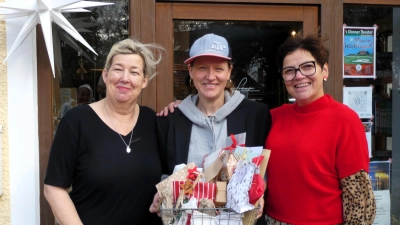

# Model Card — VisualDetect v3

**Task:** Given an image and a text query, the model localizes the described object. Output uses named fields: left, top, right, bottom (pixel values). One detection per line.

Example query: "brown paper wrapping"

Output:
left=203, top=158, right=223, bottom=182
left=159, top=189, right=174, bottom=222
left=218, top=152, right=238, bottom=182
left=215, top=181, right=227, bottom=207
left=155, top=162, right=196, bottom=212
left=242, top=149, right=271, bottom=225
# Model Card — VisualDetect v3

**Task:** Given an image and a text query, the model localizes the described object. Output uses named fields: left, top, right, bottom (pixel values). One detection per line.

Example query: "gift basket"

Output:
left=160, top=206, right=260, bottom=225
left=156, top=133, right=271, bottom=225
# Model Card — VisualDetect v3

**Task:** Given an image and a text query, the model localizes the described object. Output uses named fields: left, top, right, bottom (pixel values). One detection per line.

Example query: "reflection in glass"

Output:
left=53, top=0, right=129, bottom=120
left=173, top=20, right=302, bottom=109
left=344, top=5, right=400, bottom=220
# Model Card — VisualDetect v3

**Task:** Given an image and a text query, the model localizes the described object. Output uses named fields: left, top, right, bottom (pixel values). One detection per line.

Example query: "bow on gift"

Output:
left=186, top=166, right=199, bottom=181
left=179, top=167, right=200, bottom=195
left=252, top=155, right=265, bottom=166
left=223, top=134, right=245, bottom=153
left=175, top=167, right=205, bottom=209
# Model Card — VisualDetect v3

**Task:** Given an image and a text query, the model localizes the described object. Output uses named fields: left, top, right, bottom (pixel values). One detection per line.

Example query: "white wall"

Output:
left=6, top=16, right=39, bottom=225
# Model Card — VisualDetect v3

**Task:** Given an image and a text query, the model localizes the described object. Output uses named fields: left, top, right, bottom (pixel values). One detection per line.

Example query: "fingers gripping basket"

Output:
left=160, top=206, right=260, bottom=225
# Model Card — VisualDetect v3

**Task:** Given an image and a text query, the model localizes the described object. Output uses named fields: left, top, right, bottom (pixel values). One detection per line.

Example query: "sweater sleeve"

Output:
left=335, top=108, right=370, bottom=178
left=341, top=170, right=376, bottom=225
left=44, top=117, right=80, bottom=188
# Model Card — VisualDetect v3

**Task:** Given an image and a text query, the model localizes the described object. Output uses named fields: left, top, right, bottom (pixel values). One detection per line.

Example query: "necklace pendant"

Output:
left=126, top=146, right=131, bottom=153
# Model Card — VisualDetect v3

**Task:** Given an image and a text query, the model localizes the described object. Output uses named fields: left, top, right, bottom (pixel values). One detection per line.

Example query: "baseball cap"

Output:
left=184, top=33, right=232, bottom=64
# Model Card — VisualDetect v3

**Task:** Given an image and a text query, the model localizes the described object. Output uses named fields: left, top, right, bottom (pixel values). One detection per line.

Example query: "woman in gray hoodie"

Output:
left=150, top=34, right=271, bottom=223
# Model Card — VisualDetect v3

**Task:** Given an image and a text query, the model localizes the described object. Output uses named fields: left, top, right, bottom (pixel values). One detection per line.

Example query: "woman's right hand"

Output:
left=149, top=193, right=161, bottom=217
left=156, top=100, right=182, bottom=116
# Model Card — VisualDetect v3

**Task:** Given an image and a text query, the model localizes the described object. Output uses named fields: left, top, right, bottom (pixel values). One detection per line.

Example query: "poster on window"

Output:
left=369, top=161, right=390, bottom=191
left=343, top=26, right=376, bottom=79
left=343, top=86, right=373, bottom=119
left=369, top=161, right=391, bottom=225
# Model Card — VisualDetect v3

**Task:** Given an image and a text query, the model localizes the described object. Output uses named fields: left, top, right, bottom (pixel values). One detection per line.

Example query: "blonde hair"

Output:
left=104, top=38, right=164, bottom=80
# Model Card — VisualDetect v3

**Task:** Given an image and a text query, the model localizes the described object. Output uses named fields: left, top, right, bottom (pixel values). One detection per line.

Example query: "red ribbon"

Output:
left=186, top=213, right=192, bottom=225
left=186, top=166, right=198, bottom=181
left=252, top=155, right=265, bottom=166
left=223, top=134, right=245, bottom=152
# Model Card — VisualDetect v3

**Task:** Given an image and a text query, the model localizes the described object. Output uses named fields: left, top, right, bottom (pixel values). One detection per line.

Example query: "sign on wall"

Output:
left=343, top=26, right=377, bottom=79
left=343, top=86, right=373, bottom=119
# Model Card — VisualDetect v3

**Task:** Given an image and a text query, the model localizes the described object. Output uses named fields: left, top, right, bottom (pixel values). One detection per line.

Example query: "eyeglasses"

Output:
left=280, top=61, right=316, bottom=82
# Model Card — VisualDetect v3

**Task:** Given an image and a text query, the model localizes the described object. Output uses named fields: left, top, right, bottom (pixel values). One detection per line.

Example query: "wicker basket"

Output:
left=160, top=206, right=259, bottom=225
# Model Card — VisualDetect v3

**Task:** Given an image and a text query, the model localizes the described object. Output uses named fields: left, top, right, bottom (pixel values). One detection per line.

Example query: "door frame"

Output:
left=155, top=3, right=319, bottom=111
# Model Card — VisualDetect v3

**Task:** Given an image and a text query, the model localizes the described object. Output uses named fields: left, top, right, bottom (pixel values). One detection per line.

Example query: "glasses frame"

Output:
left=280, top=61, right=317, bottom=82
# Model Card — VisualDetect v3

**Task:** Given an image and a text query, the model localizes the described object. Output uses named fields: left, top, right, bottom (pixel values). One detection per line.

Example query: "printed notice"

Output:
left=370, top=162, right=391, bottom=224
left=372, top=190, right=391, bottom=225
left=343, top=26, right=376, bottom=79
left=343, top=86, right=373, bottom=119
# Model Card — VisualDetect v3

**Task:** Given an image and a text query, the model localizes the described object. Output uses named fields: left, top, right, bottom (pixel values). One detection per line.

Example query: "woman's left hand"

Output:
left=257, top=196, right=264, bottom=219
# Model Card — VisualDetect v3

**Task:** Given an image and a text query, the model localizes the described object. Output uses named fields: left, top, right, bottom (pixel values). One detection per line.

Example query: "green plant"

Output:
left=392, top=215, right=400, bottom=225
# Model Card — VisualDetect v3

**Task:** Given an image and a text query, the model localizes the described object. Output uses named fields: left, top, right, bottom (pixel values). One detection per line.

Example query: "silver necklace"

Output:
left=104, top=102, right=135, bottom=153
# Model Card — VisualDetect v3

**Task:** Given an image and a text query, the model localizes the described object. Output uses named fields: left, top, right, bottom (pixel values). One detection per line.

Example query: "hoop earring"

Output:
left=225, top=79, right=233, bottom=88
left=189, top=78, right=194, bottom=87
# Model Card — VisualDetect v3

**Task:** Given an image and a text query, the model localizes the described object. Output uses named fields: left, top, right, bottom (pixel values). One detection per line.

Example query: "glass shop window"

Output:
left=52, top=0, right=129, bottom=133
left=344, top=4, right=400, bottom=222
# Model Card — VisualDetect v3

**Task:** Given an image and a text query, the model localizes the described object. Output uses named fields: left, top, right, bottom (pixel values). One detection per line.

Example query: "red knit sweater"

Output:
left=265, top=94, right=370, bottom=225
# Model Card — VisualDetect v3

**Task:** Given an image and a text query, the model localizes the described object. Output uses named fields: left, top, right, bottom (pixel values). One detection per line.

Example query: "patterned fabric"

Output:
left=226, top=161, right=256, bottom=213
left=341, top=170, right=376, bottom=224
left=265, top=170, right=376, bottom=225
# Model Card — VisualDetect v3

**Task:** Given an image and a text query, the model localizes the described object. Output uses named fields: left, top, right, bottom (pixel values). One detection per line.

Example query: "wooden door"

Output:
left=155, top=3, right=319, bottom=111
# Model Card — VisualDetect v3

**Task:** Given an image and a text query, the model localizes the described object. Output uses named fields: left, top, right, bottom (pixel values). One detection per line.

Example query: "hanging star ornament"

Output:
left=0, top=0, right=113, bottom=77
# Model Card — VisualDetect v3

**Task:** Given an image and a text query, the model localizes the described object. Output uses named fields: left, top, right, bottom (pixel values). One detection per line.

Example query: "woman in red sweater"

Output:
left=264, top=33, right=376, bottom=225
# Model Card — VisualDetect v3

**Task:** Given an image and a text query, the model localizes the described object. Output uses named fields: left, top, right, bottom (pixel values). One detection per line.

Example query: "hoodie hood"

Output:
left=179, top=90, right=245, bottom=167
left=178, top=90, right=245, bottom=126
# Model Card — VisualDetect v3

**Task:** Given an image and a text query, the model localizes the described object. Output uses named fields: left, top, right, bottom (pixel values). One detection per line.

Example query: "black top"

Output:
left=45, top=104, right=162, bottom=225
left=157, top=99, right=272, bottom=174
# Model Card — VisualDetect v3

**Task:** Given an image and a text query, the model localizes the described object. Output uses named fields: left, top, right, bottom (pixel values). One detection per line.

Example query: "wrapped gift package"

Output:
left=173, top=180, right=217, bottom=203
left=215, top=181, right=227, bottom=206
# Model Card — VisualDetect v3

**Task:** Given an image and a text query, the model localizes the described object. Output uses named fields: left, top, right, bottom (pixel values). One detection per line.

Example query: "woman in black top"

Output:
left=44, top=38, right=164, bottom=225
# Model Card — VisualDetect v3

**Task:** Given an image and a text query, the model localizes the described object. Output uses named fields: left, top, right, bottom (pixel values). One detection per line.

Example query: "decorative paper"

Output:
left=226, top=161, right=256, bottom=213
left=173, top=181, right=216, bottom=203
left=242, top=149, right=271, bottom=224
left=156, top=162, right=196, bottom=194
left=219, top=152, right=238, bottom=182
left=233, top=146, right=263, bottom=161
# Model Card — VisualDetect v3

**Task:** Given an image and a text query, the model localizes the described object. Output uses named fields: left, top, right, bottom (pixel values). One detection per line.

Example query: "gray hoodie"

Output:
left=178, top=90, right=245, bottom=167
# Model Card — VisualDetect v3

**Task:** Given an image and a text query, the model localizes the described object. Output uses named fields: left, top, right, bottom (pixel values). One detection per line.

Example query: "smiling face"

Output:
left=188, top=56, right=232, bottom=103
left=283, top=49, right=328, bottom=106
left=102, top=54, right=148, bottom=104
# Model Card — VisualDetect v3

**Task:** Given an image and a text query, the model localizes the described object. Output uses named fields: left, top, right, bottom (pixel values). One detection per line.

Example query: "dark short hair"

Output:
left=277, top=33, right=329, bottom=70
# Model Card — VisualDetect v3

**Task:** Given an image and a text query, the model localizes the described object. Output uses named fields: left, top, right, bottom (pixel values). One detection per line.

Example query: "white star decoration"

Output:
left=0, top=0, right=113, bottom=77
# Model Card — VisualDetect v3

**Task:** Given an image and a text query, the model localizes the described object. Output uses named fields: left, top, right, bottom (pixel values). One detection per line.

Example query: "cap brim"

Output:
left=184, top=53, right=231, bottom=64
